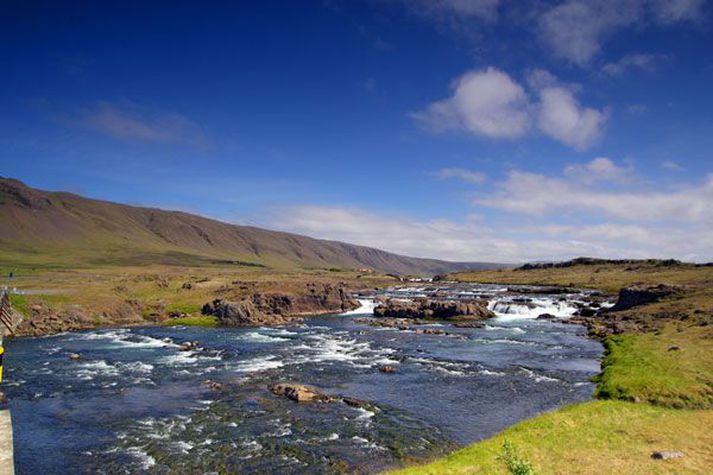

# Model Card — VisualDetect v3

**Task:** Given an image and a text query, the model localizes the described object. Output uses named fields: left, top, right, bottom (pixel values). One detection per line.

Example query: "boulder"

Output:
left=268, top=383, right=336, bottom=403
left=537, top=313, right=556, bottom=320
left=453, top=321, right=485, bottom=328
left=179, top=341, right=200, bottom=352
left=379, top=366, right=397, bottom=373
left=651, top=451, right=684, bottom=460
left=203, top=283, right=358, bottom=327
left=373, top=299, right=493, bottom=321
left=202, top=380, right=224, bottom=391
left=609, top=284, right=680, bottom=312
left=68, top=352, right=82, bottom=361
left=575, top=307, right=598, bottom=317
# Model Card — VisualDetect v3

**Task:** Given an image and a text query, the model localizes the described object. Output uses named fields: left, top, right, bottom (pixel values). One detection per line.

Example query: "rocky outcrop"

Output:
left=609, top=284, right=680, bottom=312
left=14, top=298, right=167, bottom=337
left=268, top=383, right=373, bottom=410
left=203, top=283, right=359, bottom=327
left=517, top=257, right=683, bottom=271
left=268, top=383, right=337, bottom=403
left=373, top=298, right=494, bottom=321
left=16, top=302, right=97, bottom=337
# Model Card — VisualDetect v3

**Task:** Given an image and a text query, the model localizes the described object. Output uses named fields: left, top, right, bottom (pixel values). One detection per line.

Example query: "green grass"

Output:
left=162, top=315, right=218, bottom=327
left=594, top=326, right=713, bottom=409
left=499, top=441, right=535, bottom=475
left=388, top=401, right=713, bottom=474
left=8, top=294, right=28, bottom=315
left=165, top=302, right=204, bottom=315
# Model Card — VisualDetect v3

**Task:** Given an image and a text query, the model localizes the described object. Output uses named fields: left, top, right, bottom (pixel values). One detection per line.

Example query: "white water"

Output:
left=340, top=299, right=377, bottom=315
left=488, top=297, right=578, bottom=320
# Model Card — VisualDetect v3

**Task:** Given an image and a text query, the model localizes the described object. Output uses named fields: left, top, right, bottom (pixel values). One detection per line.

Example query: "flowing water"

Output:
left=3, top=284, right=604, bottom=474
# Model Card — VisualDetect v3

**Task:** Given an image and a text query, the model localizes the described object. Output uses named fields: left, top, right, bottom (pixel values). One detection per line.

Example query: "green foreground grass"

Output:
left=594, top=325, right=713, bottom=408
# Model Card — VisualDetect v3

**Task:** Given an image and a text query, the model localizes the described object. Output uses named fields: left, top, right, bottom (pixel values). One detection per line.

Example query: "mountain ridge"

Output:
left=0, top=177, right=506, bottom=275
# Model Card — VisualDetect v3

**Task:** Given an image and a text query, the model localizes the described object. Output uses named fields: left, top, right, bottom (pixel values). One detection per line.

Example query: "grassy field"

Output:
left=390, top=262, right=713, bottom=474
left=594, top=325, right=713, bottom=409
left=450, top=261, right=713, bottom=294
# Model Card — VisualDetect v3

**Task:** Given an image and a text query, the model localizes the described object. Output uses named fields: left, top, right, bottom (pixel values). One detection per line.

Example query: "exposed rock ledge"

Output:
left=608, top=284, right=680, bottom=312
left=373, top=298, right=494, bottom=321
left=203, top=283, right=359, bottom=326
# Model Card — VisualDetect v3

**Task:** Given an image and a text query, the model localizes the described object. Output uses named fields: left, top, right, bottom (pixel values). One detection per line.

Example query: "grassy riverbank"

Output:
left=0, top=262, right=395, bottom=336
left=391, top=261, right=713, bottom=474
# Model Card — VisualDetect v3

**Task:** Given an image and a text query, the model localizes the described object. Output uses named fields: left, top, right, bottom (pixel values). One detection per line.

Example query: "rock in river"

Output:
left=203, top=283, right=359, bottom=327
left=373, top=298, right=494, bottom=321
left=269, top=383, right=337, bottom=403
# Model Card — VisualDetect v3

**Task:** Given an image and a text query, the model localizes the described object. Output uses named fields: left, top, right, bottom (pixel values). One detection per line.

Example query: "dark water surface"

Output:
left=4, top=284, right=603, bottom=474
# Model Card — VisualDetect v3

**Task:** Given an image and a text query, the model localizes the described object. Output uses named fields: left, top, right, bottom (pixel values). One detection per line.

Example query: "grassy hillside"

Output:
left=448, top=259, right=712, bottom=294
left=0, top=177, right=502, bottom=275
left=390, top=261, right=713, bottom=474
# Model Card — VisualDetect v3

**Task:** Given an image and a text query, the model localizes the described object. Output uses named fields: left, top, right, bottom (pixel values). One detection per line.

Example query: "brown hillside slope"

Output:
left=0, top=177, right=501, bottom=275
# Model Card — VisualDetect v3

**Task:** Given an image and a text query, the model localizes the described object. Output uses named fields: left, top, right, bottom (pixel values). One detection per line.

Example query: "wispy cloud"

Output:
left=438, top=167, right=487, bottom=184
left=478, top=164, right=713, bottom=223
left=399, top=0, right=501, bottom=23
left=397, top=0, right=704, bottom=68
left=414, top=67, right=607, bottom=150
left=564, top=157, right=632, bottom=183
left=263, top=156, right=713, bottom=263
left=661, top=159, right=684, bottom=170
left=602, top=53, right=668, bottom=76
left=265, top=197, right=713, bottom=263
left=536, top=0, right=704, bottom=66
left=67, top=101, right=207, bottom=146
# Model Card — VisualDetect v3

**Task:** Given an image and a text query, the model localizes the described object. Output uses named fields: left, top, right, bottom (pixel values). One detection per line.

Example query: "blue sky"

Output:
left=1, top=0, right=712, bottom=262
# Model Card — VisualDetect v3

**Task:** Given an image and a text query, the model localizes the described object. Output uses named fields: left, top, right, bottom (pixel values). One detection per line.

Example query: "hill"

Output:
left=0, top=177, right=503, bottom=275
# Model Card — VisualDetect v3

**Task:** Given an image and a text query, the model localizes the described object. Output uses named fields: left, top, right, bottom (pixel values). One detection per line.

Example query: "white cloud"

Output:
left=535, top=87, right=608, bottom=150
left=564, top=157, right=632, bottom=183
left=602, top=53, right=667, bottom=76
left=413, top=68, right=530, bottom=139
left=438, top=168, right=487, bottom=184
left=478, top=167, right=713, bottom=223
left=415, top=67, right=607, bottom=150
left=536, top=0, right=704, bottom=66
left=70, top=101, right=206, bottom=146
left=266, top=204, right=622, bottom=263
left=265, top=198, right=713, bottom=263
left=260, top=158, right=713, bottom=263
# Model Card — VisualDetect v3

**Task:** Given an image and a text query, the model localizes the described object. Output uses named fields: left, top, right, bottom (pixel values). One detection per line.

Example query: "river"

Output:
left=3, top=283, right=604, bottom=474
